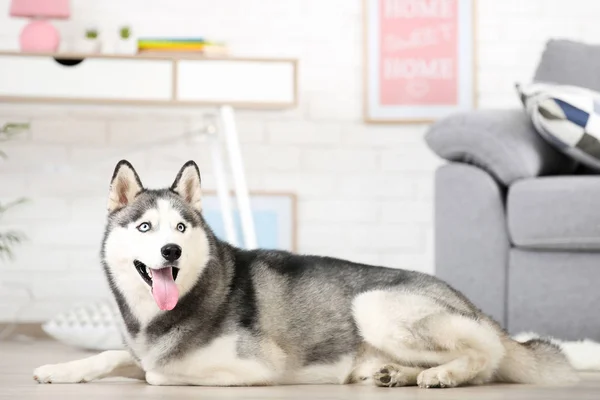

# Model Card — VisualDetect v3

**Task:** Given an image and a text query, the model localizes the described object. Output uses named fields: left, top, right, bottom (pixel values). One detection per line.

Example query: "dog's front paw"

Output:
left=417, top=367, right=457, bottom=389
left=145, top=371, right=181, bottom=386
left=33, top=363, right=89, bottom=384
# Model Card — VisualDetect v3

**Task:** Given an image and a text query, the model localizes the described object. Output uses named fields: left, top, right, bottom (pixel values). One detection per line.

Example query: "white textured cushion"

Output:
left=517, top=82, right=600, bottom=171
left=42, top=301, right=124, bottom=351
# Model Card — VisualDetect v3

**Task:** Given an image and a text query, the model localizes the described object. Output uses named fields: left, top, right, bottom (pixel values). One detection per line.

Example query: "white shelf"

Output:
left=0, top=51, right=298, bottom=109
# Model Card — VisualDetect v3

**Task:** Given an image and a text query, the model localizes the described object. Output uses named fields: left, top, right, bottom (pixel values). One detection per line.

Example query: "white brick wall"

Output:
left=0, top=0, right=597, bottom=321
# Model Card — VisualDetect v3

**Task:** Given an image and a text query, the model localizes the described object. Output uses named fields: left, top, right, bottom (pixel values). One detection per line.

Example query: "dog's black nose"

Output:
left=161, top=244, right=182, bottom=262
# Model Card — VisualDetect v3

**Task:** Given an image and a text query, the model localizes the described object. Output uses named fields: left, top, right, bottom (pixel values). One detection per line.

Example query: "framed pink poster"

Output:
left=364, top=0, right=476, bottom=123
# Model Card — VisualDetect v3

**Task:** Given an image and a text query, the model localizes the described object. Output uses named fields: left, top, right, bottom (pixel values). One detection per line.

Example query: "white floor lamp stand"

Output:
left=206, top=106, right=257, bottom=250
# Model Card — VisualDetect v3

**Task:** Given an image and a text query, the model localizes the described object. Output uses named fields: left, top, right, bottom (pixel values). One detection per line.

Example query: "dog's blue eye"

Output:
left=137, top=222, right=151, bottom=232
left=177, top=223, right=186, bottom=233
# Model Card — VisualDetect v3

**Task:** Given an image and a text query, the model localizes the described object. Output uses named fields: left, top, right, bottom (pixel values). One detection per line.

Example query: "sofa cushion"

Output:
left=534, top=39, right=600, bottom=92
left=517, top=82, right=600, bottom=171
left=508, top=177, right=600, bottom=250
left=425, top=110, right=577, bottom=186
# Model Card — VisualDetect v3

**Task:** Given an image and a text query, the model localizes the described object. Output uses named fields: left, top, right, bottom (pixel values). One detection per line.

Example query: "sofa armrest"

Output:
left=435, top=163, right=509, bottom=325
left=425, top=109, right=577, bottom=186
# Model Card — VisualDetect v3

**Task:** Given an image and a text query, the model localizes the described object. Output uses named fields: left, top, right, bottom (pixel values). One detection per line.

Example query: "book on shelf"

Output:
left=137, top=48, right=228, bottom=57
left=136, top=37, right=228, bottom=56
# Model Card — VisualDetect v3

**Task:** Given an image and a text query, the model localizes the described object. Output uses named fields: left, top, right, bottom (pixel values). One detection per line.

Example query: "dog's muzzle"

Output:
left=133, top=259, right=180, bottom=287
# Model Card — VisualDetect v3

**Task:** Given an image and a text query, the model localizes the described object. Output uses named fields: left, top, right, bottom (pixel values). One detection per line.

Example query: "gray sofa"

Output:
left=426, top=39, right=600, bottom=341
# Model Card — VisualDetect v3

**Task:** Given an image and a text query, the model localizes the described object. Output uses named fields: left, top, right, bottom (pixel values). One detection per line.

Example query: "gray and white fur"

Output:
left=33, top=160, right=578, bottom=388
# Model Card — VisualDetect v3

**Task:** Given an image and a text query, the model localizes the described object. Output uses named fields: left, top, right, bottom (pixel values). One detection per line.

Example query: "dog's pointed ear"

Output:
left=107, top=160, right=143, bottom=213
left=171, top=161, right=202, bottom=211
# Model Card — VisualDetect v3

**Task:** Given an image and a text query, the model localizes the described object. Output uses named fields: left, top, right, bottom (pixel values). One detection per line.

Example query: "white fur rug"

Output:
left=514, top=332, right=600, bottom=371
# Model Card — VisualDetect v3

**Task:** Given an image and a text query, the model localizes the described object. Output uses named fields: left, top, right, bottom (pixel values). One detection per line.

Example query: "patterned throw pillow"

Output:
left=516, top=82, right=600, bottom=171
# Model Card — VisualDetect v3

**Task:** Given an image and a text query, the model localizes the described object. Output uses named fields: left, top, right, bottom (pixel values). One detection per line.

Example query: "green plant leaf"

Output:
left=0, top=198, right=28, bottom=216
left=85, top=29, right=99, bottom=39
left=120, top=26, right=131, bottom=39
left=1, top=122, right=30, bottom=134
left=0, top=231, right=25, bottom=260
left=0, top=125, right=28, bottom=261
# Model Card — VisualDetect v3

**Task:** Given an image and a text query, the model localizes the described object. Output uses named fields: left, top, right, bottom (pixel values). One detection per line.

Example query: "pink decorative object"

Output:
left=364, top=0, right=476, bottom=122
left=10, top=0, right=70, bottom=52
left=378, top=0, right=459, bottom=106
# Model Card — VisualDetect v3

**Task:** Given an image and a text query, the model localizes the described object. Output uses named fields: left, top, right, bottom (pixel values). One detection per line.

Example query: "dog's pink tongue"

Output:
left=151, top=268, right=179, bottom=311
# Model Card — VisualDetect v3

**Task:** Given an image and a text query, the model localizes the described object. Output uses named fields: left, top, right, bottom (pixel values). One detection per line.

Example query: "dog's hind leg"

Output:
left=352, top=290, right=505, bottom=388
left=33, top=351, right=144, bottom=384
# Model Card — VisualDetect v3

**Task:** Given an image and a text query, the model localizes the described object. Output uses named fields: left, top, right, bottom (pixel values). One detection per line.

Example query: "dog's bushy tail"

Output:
left=514, top=331, right=600, bottom=371
left=494, top=336, right=578, bottom=384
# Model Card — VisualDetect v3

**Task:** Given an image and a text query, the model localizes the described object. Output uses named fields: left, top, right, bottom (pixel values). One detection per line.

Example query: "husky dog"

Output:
left=33, top=160, right=577, bottom=388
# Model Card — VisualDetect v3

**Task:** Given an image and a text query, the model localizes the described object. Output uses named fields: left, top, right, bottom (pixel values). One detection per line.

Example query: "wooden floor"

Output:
left=2, top=339, right=600, bottom=400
